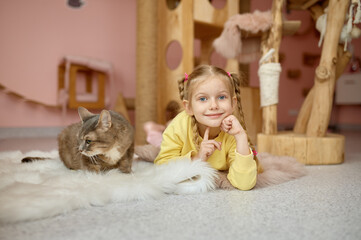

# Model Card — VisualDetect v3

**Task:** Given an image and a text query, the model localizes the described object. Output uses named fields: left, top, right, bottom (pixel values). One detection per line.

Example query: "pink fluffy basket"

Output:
left=213, top=10, right=273, bottom=59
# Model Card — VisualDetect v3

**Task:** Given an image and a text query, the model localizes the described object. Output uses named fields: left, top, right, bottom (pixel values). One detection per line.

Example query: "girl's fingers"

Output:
left=213, top=141, right=222, bottom=151
left=200, top=127, right=222, bottom=161
left=223, top=115, right=234, bottom=123
left=221, top=121, right=229, bottom=129
left=221, top=124, right=231, bottom=133
left=203, top=127, right=209, bottom=141
left=202, top=140, right=222, bottom=151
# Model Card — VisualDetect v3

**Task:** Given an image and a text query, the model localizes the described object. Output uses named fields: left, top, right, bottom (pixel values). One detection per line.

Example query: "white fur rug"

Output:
left=0, top=150, right=217, bottom=223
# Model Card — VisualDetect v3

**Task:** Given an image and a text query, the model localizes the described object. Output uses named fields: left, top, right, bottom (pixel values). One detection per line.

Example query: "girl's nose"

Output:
left=209, top=98, right=219, bottom=110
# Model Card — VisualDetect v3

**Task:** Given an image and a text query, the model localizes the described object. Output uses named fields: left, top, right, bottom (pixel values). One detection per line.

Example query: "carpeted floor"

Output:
left=0, top=130, right=360, bottom=240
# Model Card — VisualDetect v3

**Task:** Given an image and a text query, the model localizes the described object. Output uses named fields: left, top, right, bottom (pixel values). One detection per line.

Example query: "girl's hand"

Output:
left=194, top=127, right=221, bottom=162
left=221, top=115, right=250, bottom=155
left=220, top=115, right=245, bottom=136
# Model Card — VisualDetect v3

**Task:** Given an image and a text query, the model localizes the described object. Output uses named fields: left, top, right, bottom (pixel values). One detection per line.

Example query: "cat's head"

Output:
left=76, top=107, right=116, bottom=158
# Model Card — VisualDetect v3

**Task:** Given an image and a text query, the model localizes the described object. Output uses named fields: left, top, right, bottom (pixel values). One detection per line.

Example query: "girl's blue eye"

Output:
left=219, top=95, right=226, bottom=100
left=199, top=97, right=207, bottom=101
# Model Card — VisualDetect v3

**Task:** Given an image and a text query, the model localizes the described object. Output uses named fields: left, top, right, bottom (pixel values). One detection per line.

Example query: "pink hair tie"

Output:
left=227, top=72, right=231, bottom=77
left=252, top=150, right=258, bottom=156
left=184, top=73, right=188, bottom=82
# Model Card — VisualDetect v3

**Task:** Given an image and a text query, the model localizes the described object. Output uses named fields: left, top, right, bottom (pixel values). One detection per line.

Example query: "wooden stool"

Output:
left=58, top=63, right=106, bottom=109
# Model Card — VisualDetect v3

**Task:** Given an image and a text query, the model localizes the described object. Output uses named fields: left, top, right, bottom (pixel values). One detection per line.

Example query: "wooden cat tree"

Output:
left=257, top=0, right=351, bottom=164
left=135, top=0, right=350, bottom=167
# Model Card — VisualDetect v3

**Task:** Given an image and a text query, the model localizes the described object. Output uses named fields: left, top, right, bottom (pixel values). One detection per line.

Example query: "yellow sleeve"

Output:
left=227, top=149, right=257, bottom=191
left=154, top=116, right=195, bottom=165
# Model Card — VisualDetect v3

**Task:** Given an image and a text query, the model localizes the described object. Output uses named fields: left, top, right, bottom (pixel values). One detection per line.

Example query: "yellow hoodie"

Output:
left=154, top=111, right=257, bottom=190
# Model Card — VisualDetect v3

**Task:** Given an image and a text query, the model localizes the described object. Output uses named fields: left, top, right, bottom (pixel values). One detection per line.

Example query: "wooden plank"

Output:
left=193, top=0, right=238, bottom=28
left=257, top=131, right=344, bottom=165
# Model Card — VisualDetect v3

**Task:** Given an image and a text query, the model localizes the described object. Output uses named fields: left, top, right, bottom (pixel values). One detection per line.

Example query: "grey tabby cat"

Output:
left=23, top=107, right=134, bottom=173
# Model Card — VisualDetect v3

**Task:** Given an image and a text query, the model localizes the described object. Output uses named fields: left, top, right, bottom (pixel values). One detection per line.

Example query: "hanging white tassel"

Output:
left=347, top=2, right=355, bottom=33
left=354, top=0, right=361, bottom=24
left=316, top=13, right=327, bottom=47
left=344, top=2, right=355, bottom=51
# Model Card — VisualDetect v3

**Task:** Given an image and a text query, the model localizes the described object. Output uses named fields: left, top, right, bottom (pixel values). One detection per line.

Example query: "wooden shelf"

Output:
left=194, top=21, right=223, bottom=39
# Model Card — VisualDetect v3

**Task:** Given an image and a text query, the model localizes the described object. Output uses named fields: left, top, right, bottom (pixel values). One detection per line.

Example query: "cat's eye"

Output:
left=85, top=139, right=92, bottom=144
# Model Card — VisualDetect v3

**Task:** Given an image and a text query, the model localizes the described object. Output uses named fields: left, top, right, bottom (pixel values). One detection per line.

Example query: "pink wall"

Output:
left=0, top=0, right=360, bottom=129
left=0, top=0, right=136, bottom=127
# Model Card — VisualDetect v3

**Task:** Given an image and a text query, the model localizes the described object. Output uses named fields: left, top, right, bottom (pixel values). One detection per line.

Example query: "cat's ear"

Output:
left=97, top=110, right=112, bottom=132
left=78, top=107, right=94, bottom=122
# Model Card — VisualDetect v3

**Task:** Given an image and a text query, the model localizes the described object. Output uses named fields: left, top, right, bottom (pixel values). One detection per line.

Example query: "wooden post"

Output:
left=259, top=0, right=284, bottom=135
left=306, top=0, right=350, bottom=137
left=294, top=46, right=351, bottom=134
left=293, top=3, right=351, bottom=134
left=135, top=0, right=158, bottom=144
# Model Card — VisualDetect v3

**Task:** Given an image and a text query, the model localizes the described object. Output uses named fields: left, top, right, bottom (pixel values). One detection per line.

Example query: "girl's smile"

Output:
left=204, top=113, right=224, bottom=119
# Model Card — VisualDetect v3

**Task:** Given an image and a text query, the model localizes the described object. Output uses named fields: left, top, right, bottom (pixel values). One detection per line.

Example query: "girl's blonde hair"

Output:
left=178, top=65, right=263, bottom=173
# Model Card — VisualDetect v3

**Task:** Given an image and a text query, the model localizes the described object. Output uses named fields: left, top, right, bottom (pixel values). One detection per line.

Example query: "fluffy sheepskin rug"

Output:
left=0, top=150, right=216, bottom=223
left=136, top=145, right=307, bottom=190
left=256, top=152, right=307, bottom=187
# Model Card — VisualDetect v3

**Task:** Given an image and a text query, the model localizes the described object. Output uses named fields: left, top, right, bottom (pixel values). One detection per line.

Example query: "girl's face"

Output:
left=184, top=77, right=236, bottom=129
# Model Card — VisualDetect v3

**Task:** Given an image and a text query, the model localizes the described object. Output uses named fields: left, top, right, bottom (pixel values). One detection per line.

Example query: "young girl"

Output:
left=154, top=65, right=262, bottom=190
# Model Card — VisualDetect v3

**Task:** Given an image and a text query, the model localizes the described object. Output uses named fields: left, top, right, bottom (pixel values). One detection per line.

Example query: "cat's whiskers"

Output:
left=90, top=155, right=99, bottom=164
left=88, top=155, right=94, bottom=164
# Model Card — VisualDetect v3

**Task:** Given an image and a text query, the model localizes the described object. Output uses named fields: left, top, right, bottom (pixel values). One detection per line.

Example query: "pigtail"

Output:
left=178, top=77, right=186, bottom=101
left=191, top=116, right=201, bottom=151
left=178, top=74, right=202, bottom=150
left=230, top=73, right=263, bottom=173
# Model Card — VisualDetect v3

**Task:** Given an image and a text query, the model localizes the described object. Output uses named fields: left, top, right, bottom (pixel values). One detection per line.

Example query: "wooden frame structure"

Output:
left=257, top=0, right=351, bottom=164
